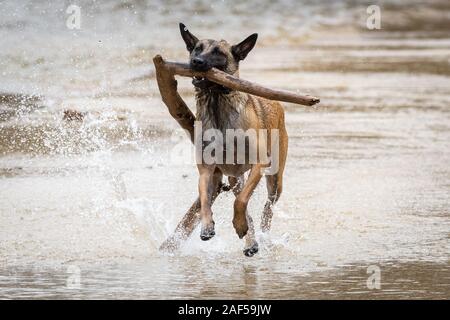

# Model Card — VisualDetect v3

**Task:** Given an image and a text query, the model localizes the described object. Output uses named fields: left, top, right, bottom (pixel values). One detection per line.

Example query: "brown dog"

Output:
left=160, top=23, right=288, bottom=256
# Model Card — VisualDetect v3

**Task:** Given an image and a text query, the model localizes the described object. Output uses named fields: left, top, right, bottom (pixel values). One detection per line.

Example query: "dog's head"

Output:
left=179, top=23, right=257, bottom=77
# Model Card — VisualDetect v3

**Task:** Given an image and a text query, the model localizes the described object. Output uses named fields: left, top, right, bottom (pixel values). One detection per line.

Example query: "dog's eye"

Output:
left=195, top=44, right=203, bottom=53
left=212, top=47, right=221, bottom=55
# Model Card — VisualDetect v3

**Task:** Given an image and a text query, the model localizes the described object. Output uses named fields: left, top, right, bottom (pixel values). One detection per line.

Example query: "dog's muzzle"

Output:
left=191, top=57, right=210, bottom=72
left=192, top=76, right=231, bottom=94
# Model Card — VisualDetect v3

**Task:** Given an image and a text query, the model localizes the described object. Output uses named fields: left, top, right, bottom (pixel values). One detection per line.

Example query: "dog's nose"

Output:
left=191, top=57, right=208, bottom=70
left=192, top=58, right=206, bottom=68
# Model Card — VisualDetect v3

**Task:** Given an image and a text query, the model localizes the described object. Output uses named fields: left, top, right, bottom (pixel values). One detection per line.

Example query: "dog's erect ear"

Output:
left=179, top=23, right=199, bottom=52
left=232, top=33, right=258, bottom=61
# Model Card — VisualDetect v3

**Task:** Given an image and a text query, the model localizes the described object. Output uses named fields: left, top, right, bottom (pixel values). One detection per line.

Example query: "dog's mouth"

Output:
left=192, top=76, right=211, bottom=86
left=192, top=76, right=231, bottom=94
left=192, top=76, right=216, bottom=89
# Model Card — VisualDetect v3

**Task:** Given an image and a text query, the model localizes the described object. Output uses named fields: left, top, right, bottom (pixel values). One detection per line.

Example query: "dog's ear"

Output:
left=232, top=33, right=258, bottom=61
left=179, top=23, right=199, bottom=52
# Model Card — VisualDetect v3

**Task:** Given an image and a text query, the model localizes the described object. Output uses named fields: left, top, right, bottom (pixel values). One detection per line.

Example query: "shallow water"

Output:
left=2, top=260, right=449, bottom=299
left=0, top=0, right=449, bottom=299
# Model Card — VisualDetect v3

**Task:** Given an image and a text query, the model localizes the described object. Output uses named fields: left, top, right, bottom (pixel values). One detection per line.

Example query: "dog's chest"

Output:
left=195, top=92, right=253, bottom=176
left=196, top=92, right=247, bottom=132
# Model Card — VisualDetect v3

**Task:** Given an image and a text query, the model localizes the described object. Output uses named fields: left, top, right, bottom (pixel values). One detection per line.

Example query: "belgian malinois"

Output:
left=161, top=23, right=288, bottom=257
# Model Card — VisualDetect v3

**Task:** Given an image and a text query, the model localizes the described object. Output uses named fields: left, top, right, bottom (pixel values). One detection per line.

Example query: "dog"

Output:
left=160, top=23, right=288, bottom=257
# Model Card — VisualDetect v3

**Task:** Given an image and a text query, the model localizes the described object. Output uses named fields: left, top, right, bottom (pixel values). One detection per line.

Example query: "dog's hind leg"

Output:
left=228, top=175, right=244, bottom=197
left=160, top=169, right=224, bottom=252
left=243, top=213, right=259, bottom=257
left=159, top=198, right=200, bottom=252
left=261, top=173, right=283, bottom=233
left=261, top=126, right=287, bottom=233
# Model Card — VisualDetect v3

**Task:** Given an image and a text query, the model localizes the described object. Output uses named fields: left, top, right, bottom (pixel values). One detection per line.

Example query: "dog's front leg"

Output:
left=160, top=168, right=224, bottom=251
left=229, top=175, right=259, bottom=257
left=233, top=164, right=263, bottom=239
left=198, top=164, right=216, bottom=240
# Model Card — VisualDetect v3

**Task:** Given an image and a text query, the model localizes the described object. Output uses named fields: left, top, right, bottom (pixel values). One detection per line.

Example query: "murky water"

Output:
left=0, top=0, right=449, bottom=299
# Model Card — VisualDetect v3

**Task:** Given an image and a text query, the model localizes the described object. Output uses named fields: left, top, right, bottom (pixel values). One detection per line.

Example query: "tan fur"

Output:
left=160, top=25, right=287, bottom=256
left=194, top=90, right=288, bottom=253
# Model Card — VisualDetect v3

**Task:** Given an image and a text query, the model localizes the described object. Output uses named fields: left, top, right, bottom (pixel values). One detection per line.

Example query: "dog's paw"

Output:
left=243, top=242, right=259, bottom=257
left=200, top=222, right=215, bottom=241
left=232, top=218, right=248, bottom=239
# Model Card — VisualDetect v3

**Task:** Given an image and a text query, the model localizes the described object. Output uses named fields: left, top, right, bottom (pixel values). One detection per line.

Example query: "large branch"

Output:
left=152, top=54, right=320, bottom=144
left=161, top=58, right=320, bottom=106
left=153, top=55, right=196, bottom=143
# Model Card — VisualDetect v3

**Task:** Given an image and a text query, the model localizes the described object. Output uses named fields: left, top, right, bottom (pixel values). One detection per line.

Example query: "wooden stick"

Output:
left=153, top=55, right=196, bottom=143
left=160, top=57, right=320, bottom=106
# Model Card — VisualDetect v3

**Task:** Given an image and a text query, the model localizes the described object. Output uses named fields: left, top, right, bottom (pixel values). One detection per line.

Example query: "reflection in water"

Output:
left=1, top=260, right=448, bottom=299
left=0, top=0, right=449, bottom=299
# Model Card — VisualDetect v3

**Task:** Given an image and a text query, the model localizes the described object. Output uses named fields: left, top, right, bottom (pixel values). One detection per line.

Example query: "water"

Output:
left=0, top=0, right=449, bottom=299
